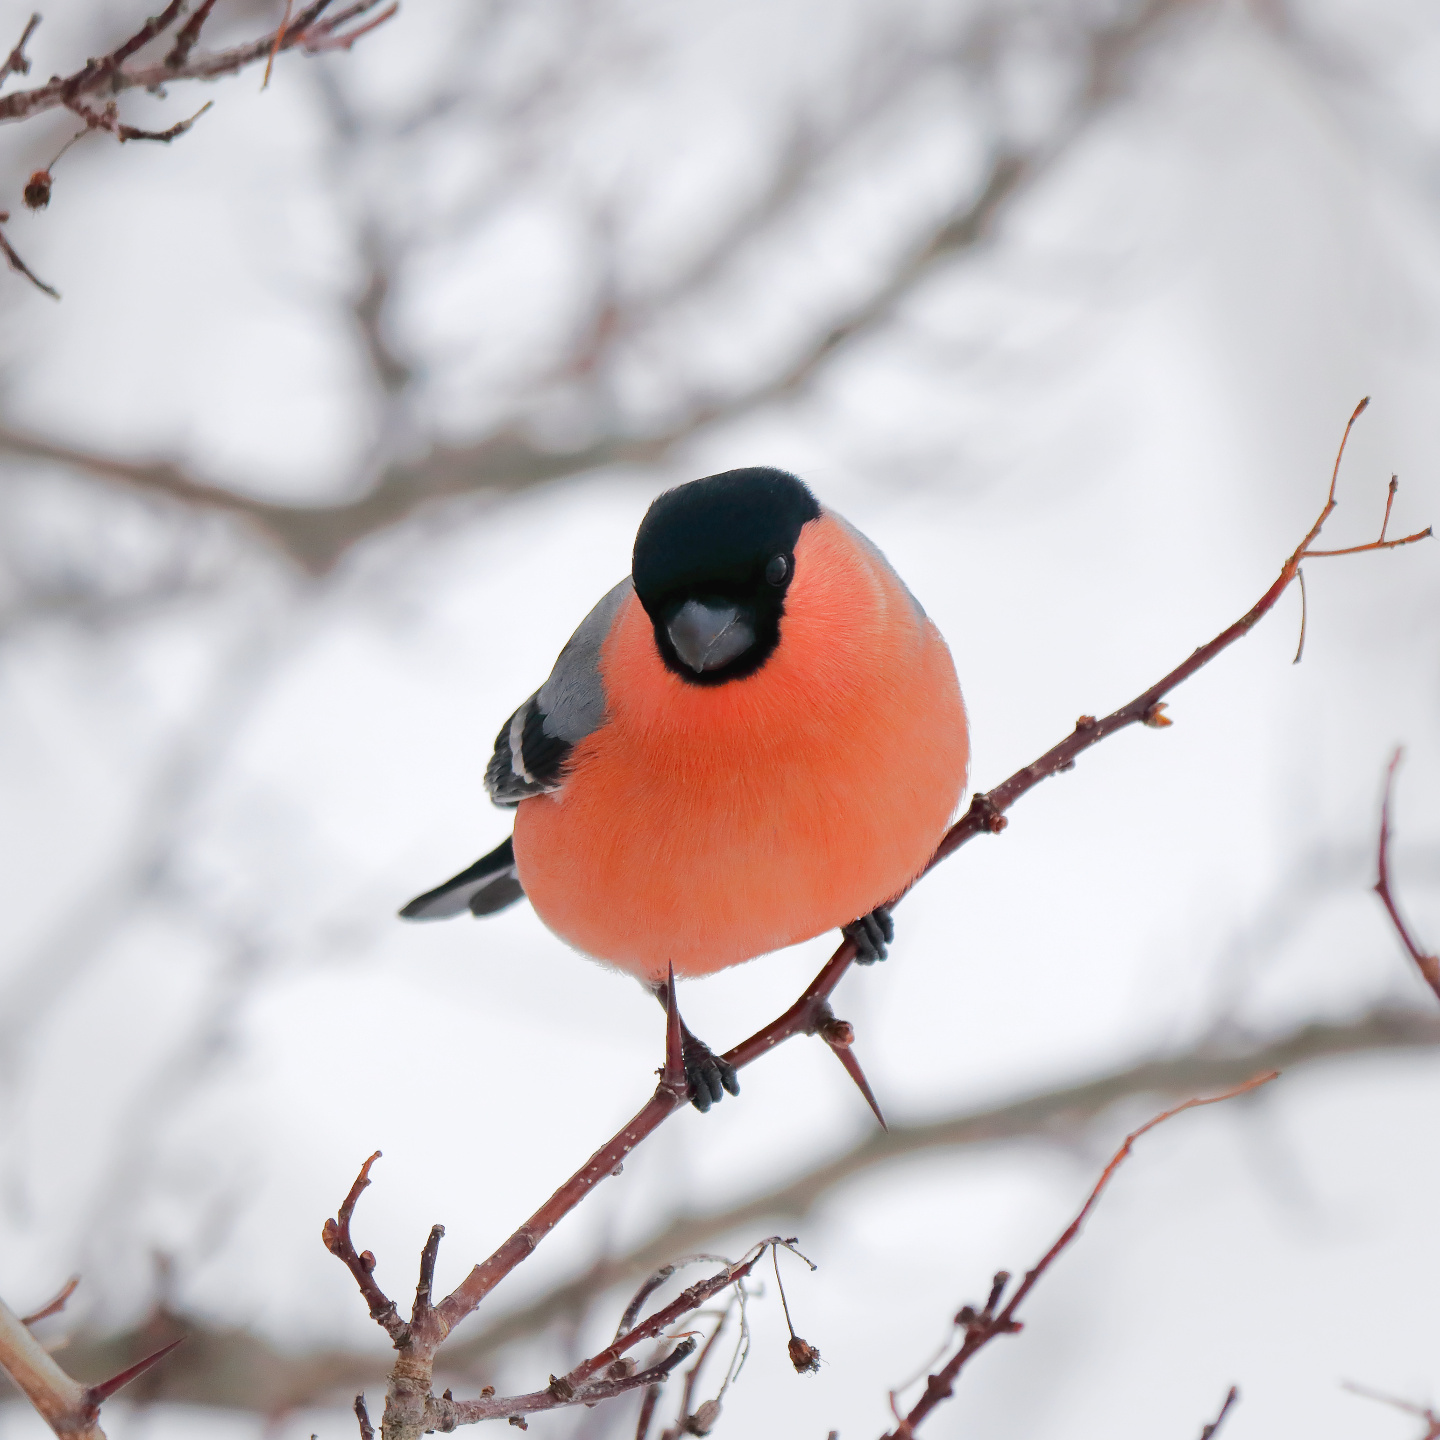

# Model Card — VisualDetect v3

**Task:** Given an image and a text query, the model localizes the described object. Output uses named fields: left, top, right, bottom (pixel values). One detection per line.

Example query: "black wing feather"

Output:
left=485, top=692, right=573, bottom=806
left=399, top=835, right=526, bottom=920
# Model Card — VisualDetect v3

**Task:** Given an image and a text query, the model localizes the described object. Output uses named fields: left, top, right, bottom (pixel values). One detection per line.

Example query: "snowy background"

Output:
left=0, top=1, right=1438, bottom=1436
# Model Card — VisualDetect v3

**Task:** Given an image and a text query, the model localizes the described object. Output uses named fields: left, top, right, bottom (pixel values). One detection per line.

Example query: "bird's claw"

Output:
left=844, top=906, right=894, bottom=964
left=683, top=1032, right=740, bottom=1112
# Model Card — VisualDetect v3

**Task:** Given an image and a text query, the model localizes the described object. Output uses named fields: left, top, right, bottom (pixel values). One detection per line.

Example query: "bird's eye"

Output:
left=765, top=554, right=789, bottom=587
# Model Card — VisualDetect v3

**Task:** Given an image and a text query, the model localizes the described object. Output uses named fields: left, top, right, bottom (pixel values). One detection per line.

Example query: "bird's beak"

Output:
left=667, top=599, right=755, bottom=673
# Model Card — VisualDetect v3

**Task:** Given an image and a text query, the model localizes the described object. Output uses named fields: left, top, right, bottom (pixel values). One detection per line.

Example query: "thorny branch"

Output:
left=0, top=0, right=1201, bottom=569
left=327, top=1186, right=793, bottom=1432
left=0, top=1284, right=182, bottom=1440
left=36, top=1003, right=1440, bottom=1414
left=0, top=1, right=395, bottom=298
left=1375, top=750, right=1440, bottom=1006
left=321, top=406, right=1428, bottom=1440
left=880, top=1074, right=1277, bottom=1438
left=0, top=2, right=397, bottom=127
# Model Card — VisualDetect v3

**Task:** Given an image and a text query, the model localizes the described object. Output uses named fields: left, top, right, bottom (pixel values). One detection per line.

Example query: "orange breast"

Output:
left=512, top=513, right=969, bottom=981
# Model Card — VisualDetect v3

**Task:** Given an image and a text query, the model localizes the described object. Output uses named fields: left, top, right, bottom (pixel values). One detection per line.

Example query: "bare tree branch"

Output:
left=31, top=1003, right=1439, bottom=1415
left=0, top=13, right=40, bottom=88
left=1199, top=1386, right=1241, bottom=1440
left=0, top=1292, right=100, bottom=1439
left=1343, top=1382, right=1440, bottom=1440
left=0, top=1290, right=182, bottom=1440
left=0, top=212, right=58, bottom=297
left=1375, top=750, right=1440, bottom=1006
left=0, top=1, right=396, bottom=127
left=880, top=1074, right=1278, bottom=1437
left=0, top=0, right=1208, bottom=570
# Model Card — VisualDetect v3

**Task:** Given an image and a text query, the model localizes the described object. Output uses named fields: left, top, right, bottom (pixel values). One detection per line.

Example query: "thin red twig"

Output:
left=165, top=0, right=220, bottom=70
left=0, top=216, right=58, bottom=298
left=881, top=1074, right=1277, bottom=1438
left=18, top=1278, right=78, bottom=1328
left=327, top=402, right=1426, bottom=1436
left=1199, top=1384, right=1239, bottom=1439
left=347, top=400, right=1428, bottom=1350
left=263, top=0, right=295, bottom=89
left=1375, top=750, right=1440, bottom=1006
left=321, top=1151, right=408, bottom=1344
left=1344, top=1382, right=1440, bottom=1440
left=0, top=0, right=394, bottom=126
left=1, top=13, right=39, bottom=86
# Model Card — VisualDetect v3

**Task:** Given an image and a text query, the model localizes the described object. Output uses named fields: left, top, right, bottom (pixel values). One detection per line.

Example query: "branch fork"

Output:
left=323, top=402, right=1427, bottom=1438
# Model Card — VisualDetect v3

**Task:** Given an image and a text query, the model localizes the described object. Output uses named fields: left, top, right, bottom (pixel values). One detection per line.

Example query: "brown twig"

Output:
left=330, top=406, right=1424, bottom=1438
left=1343, top=1382, right=1440, bottom=1440
left=1375, top=751, right=1440, bottom=1006
left=1199, top=1385, right=1240, bottom=1439
left=1, top=13, right=39, bottom=87
left=320, top=1151, right=408, bottom=1344
left=0, top=214, right=58, bottom=298
left=0, top=0, right=1198, bottom=572
left=634, top=1383, right=662, bottom=1440
left=263, top=0, right=296, bottom=89
left=65, top=95, right=214, bottom=144
left=393, top=409, right=1415, bottom=1340
left=19, top=1277, right=79, bottom=1328
left=0, top=1, right=395, bottom=127
left=881, top=1074, right=1278, bottom=1437
left=0, top=1289, right=184, bottom=1440
left=164, top=0, right=219, bottom=70
left=41, top=1005, right=1438, bottom=1414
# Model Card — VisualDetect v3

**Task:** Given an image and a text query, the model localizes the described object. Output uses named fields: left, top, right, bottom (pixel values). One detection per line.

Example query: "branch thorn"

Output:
left=85, top=1336, right=185, bottom=1407
left=661, top=963, right=686, bottom=1098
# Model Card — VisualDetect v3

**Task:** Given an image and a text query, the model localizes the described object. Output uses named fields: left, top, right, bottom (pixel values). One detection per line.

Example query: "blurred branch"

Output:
left=0, top=1292, right=98, bottom=1439
left=1199, top=1386, right=1240, bottom=1440
left=34, top=1002, right=1440, bottom=1415
left=321, top=404, right=1424, bottom=1439
left=0, top=2, right=397, bottom=127
left=0, top=1288, right=181, bottom=1440
left=881, top=1074, right=1277, bottom=1437
left=0, top=0, right=1204, bottom=570
left=1343, top=1382, right=1440, bottom=1440
left=0, top=211, right=58, bottom=297
left=329, top=1176, right=795, bottom=1434
left=1375, top=750, right=1440, bottom=1006
left=441, top=1003, right=1439, bottom=1378
left=0, top=14, right=40, bottom=87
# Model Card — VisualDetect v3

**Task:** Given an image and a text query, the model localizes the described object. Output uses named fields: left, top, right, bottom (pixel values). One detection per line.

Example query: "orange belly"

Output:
left=512, top=515, right=969, bottom=981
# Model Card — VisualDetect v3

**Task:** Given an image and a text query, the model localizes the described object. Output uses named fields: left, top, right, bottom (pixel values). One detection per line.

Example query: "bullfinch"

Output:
left=402, top=467, right=969, bottom=1108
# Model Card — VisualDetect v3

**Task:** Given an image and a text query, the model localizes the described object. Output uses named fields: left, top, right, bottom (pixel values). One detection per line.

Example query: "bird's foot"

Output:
left=844, top=906, right=894, bottom=964
left=681, top=1029, right=740, bottom=1113
left=652, top=979, right=740, bottom=1112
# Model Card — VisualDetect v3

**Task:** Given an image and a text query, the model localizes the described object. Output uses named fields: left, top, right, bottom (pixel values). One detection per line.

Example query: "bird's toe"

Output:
left=682, top=1035, right=740, bottom=1112
left=845, top=906, right=894, bottom=964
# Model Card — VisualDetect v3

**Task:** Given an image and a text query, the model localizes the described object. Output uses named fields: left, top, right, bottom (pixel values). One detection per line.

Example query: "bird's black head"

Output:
left=632, top=466, right=820, bottom=685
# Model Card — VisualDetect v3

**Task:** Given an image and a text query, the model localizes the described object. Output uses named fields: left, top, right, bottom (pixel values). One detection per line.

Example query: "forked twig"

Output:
left=881, top=1074, right=1278, bottom=1437
left=329, top=403, right=1427, bottom=1438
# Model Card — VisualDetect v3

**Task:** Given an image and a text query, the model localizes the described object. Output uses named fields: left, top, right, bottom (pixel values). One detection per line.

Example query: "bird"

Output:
left=401, top=466, right=969, bottom=1110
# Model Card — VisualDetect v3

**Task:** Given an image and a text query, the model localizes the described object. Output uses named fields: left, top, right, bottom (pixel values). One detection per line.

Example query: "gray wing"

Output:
left=485, top=578, right=631, bottom=806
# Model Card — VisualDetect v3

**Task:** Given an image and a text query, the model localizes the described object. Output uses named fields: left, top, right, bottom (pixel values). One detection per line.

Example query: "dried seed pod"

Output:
left=787, top=1335, right=821, bottom=1373
left=688, top=1398, right=722, bottom=1433
left=23, top=171, right=51, bottom=210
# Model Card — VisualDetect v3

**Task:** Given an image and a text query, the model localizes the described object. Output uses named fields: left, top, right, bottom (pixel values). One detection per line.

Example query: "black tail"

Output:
left=399, top=835, right=526, bottom=920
